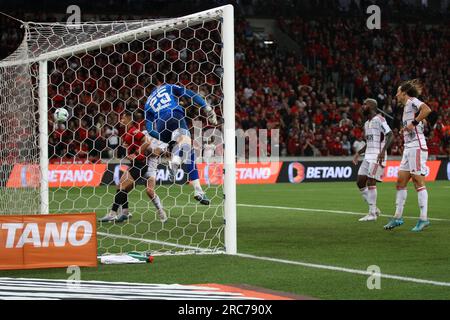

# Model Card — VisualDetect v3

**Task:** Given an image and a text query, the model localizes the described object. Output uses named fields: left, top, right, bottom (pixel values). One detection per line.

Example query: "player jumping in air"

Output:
left=144, top=75, right=217, bottom=205
left=353, top=98, right=393, bottom=221
left=384, top=79, right=432, bottom=232
left=99, top=110, right=168, bottom=223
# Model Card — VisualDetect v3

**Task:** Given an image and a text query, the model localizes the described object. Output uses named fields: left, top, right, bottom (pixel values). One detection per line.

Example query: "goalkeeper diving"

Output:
left=144, top=75, right=217, bottom=205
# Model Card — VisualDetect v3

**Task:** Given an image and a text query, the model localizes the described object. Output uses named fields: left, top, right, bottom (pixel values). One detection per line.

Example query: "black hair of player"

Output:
left=152, top=72, right=165, bottom=85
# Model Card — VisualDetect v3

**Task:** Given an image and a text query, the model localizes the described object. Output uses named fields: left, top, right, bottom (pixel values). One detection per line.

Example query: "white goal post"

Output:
left=0, top=5, right=236, bottom=255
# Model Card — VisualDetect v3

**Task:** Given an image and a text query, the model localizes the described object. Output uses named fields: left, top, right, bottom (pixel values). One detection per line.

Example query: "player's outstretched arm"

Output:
left=172, top=85, right=217, bottom=125
left=145, top=119, right=160, bottom=139
left=172, top=85, right=207, bottom=107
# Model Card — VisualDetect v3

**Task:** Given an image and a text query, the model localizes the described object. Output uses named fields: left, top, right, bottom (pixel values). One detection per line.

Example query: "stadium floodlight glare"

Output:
left=0, top=5, right=237, bottom=256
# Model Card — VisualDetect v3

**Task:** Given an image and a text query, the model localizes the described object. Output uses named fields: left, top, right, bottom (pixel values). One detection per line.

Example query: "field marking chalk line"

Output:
left=235, top=253, right=450, bottom=288
left=237, top=203, right=450, bottom=222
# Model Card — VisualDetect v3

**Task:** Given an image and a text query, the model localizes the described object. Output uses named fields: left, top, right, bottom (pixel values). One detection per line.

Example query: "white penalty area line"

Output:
left=237, top=204, right=450, bottom=222
left=235, top=253, right=450, bottom=288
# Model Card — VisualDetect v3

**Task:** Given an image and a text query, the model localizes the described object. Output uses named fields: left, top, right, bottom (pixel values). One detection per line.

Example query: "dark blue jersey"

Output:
left=144, top=84, right=208, bottom=138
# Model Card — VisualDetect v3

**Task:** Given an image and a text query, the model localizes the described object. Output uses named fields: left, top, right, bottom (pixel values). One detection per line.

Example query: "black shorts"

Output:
left=128, top=160, right=148, bottom=181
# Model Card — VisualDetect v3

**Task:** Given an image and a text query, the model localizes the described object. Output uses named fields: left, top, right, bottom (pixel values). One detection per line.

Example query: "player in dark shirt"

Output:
left=99, top=110, right=167, bottom=223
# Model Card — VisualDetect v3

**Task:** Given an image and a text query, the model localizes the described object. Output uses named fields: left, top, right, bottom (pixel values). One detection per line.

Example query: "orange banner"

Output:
left=6, top=164, right=107, bottom=188
left=383, top=160, right=441, bottom=182
left=0, top=213, right=97, bottom=270
left=197, top=162, right=282, bottom=185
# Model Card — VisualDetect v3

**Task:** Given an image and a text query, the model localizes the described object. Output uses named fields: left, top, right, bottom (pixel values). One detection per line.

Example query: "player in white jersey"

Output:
left=353, top=98, right=393, bottom=221
left=384, top=79, right=432, bottom=232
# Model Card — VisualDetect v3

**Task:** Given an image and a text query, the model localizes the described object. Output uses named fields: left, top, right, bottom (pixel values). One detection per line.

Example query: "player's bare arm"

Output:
left=352, top=144, right=366, bottom=165
left=377, top=131, right=394, bottom=164
left=405, top=103, right=432, bottom=131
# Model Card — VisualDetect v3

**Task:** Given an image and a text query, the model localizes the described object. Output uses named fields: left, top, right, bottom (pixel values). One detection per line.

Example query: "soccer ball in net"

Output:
left=54, top=108, right=69, bottom=122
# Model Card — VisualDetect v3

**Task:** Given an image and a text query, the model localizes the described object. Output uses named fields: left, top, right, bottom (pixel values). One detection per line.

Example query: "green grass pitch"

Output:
left=1, top=181, right=449, bottom=299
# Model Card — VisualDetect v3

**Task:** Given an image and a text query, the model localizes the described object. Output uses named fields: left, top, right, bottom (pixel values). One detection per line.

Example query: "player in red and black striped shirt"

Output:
left=99, top=110, right=167, bottom=223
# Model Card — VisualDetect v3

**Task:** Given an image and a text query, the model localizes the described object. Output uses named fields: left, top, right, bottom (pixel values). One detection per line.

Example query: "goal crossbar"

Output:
left=0, top=6, right=226, bottom=68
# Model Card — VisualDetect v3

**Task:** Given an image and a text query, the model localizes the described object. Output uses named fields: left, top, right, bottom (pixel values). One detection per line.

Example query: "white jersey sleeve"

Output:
left=410, top=98, right=422, bottom=113
left=379, top=117, right=392, bottom=134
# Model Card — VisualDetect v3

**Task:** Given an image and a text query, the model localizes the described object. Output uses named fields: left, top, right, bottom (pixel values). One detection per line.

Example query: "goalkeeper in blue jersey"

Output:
left=144, top=75, right=217, bottom=205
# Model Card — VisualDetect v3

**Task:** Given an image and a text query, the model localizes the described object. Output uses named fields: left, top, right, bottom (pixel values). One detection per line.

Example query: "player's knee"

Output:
left=120, top=182, right=133, bottom=192
left=178, top=134, right=191, bottom=146
left=411, top=175, right=425, bottom=188
left=356, top=177, right=366, bottom=189
left=396, top=180, right=407, bottom=189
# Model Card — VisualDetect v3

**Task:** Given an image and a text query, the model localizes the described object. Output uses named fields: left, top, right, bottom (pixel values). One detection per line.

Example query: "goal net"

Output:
left=0, top=5, right=236, bottom=256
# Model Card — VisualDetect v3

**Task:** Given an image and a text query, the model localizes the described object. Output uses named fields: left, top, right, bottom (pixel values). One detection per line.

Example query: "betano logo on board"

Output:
left=383, top=160, right=441, bottom=182
left=6, top=164, right=107, bottom=188
left=0, top=213, right=97, bottom=270
left=1, top=220, right=93, bottom=249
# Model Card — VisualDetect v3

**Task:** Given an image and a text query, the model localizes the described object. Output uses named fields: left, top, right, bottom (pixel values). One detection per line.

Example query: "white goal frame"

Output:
left=0, top=5, right=237, bottom=255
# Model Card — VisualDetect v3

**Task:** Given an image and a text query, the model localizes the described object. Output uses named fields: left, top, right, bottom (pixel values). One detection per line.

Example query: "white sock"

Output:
left=151, top=195, right=163, bottom=211
left=173, top=142, right=191, bottom=163
left=367, top=186, right=377, bottom=215
left=122, top=208, right=129, bottom=216
left=417, top=187, right=428, bottom=221
left=360, top=187, right=369, bottom=204
left=171, top=155, right=182, bottom=166
left=192, top=179, right=203, bottom=195
left=394, top=187, right=407, bottom=219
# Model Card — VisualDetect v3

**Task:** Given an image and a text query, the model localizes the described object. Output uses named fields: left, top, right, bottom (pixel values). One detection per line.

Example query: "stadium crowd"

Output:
left=0, top=0, right=448, bottom=162
left=235, top=15, right=449, bottom=157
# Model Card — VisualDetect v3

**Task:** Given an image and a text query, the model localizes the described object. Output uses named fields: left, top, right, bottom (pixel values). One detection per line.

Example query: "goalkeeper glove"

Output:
left=204, top=105, right=218, bottom=126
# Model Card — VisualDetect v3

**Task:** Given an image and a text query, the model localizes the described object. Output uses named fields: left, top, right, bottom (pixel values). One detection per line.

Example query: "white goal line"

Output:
left=97, top=232, right=223, bottom=255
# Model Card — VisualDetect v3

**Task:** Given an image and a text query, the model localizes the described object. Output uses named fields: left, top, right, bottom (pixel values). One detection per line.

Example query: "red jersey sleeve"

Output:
left=133, top=130, right=145, bottom=143
left=125, top=127, right=146, bottom=162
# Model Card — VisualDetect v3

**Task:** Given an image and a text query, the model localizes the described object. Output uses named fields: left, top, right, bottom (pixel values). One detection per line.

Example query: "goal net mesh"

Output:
left=0, top=9, right=227, bottom=256
left=0, top=39, right=40, bottom=215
